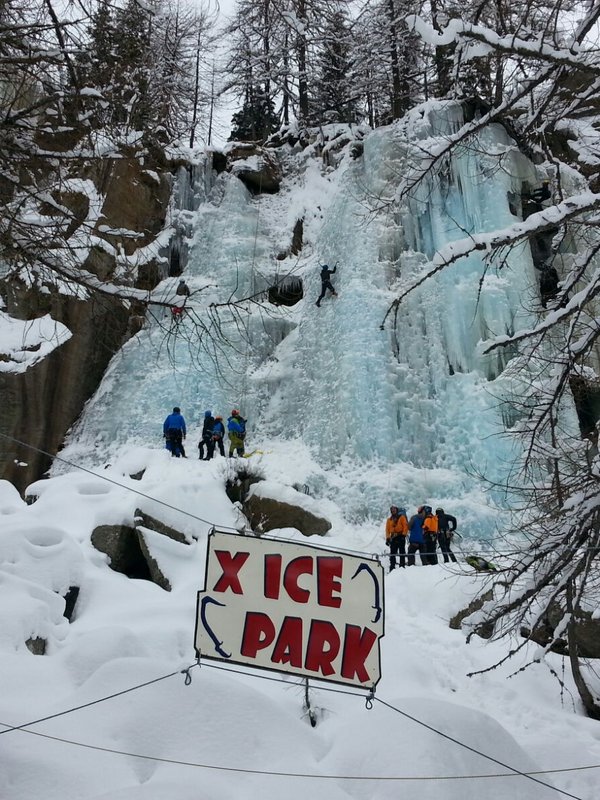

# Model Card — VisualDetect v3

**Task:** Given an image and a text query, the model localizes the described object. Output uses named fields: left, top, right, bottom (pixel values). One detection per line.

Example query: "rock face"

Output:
left=0, top=149, right=173, bottom=492
left=226, top=144, right=282, bottom=193
left=1, top=288, right=131, bottom=493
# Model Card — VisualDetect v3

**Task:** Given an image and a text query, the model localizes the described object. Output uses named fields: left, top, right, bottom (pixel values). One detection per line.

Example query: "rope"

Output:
left=238, top=164, right=264, bottom=414
left=375, top=697, right=584, bottom=799
left=1, top=722, right=595, bottom=785
left=0, top=662, right=200, bottom=735
left=1, top=664, right=595, bottom=789
left=0, top=432, right=239, bottom=532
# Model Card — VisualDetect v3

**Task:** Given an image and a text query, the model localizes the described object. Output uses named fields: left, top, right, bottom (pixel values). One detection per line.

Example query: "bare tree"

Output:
left=377, top=3, right=600, bottom=716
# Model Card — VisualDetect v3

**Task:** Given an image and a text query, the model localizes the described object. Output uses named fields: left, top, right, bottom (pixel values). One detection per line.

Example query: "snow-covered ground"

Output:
left=1, top=446, right=599, bottom=800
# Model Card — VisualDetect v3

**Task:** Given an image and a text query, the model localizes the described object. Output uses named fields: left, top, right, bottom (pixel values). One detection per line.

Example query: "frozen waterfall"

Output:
left=61, top=104, right=543, bottom=534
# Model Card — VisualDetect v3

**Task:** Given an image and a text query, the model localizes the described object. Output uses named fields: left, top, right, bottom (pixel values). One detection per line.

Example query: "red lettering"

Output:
left=240, top=612, right=275, bottom=658
left=264, top=554, right=282, bottom=600
left=317, top=557, right=342, bottom=608
left=212, top=550, right=249, bottom=595
left=305, top=620, right=340, bottom=676
left=283, top=556, right=313, bottom=603
left=271, top=616, right=303, bottom=667
left=341, top=625, right=377, bottom=683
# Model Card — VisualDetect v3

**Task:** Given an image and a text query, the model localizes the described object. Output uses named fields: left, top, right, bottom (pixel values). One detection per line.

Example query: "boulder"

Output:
left=26, top=636, right=47, bottom=655
left=522, top=603, right=600, bottom=658
left=134, top=508, right=190, bottom=543
left=136, top=531, right=171, bottom=592
left=243, top=481, right=331, bottom=536
left=91, top=524, right=153, bottom=582
left=449, top=589, right=494, bottom=639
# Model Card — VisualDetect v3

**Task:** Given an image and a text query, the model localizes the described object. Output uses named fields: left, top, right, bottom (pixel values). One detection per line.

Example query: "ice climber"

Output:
left=385, top=506, right=408, bottom=570
left=407, top=506, right=427, bottom=566
left=422, top=506, right=439, bottom=565
left=227, top=409, right=247, bottom=457
left=522, top=179, right=551, bottom=216
left=529, top=179, right=552, bottom=208
left=436, top=508, right=458, bottom=563
left=163, top=406, right=187, bottom=457
left=176, top=279, right=191, bottom=297
left=315, top=264, right=337, bottom=307
left=539, top=262, right=560, bottom=308
left=212, top=416, right=226, bottom=457
left=199, top=410, right=214, bottom=460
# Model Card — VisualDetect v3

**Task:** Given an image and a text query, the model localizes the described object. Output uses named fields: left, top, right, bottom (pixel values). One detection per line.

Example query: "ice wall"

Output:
left=266, top=106, right=539, bottom=481
left=62, top=104, right=542, bottom=529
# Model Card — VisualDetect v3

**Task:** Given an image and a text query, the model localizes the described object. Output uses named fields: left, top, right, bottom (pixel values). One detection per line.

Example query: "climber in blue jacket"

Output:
left=407, top=506, right=427, bottom=566
left=163, top=406, right=187, bottom=457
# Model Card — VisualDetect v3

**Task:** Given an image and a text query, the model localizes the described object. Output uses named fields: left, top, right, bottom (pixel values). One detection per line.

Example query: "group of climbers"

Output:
left=198, top=410, right=225, bottom=460
left=385, top=505, right=458, bottom=569
left=162, top=406, right=248, bottom=459
left=199, top=409, right=247, bottom=459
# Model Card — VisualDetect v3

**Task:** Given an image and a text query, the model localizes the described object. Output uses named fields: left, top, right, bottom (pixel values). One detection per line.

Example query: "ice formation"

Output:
left=60, top=104, right=543, bottom=534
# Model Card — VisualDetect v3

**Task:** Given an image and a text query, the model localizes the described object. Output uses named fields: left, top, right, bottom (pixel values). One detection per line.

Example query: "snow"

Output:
left=2, top=449, right=599, bottom=798
left=0, top=311, right=72, bottom=373
left=3, top=113, right=600, bottom=798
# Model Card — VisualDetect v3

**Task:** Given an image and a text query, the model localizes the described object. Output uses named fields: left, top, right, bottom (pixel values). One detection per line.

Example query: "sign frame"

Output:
left=194, top=530, right=385, bottom=690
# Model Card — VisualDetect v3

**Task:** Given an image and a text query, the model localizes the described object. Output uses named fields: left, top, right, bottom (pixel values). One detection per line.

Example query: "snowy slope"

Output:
left=1, top=447, right=599, bottom=800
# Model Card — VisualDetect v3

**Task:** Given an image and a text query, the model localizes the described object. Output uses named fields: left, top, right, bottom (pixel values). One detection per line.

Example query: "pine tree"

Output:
left=230, top=87, right=279, bottom=141
left=309, top=7, right=358, bottom=124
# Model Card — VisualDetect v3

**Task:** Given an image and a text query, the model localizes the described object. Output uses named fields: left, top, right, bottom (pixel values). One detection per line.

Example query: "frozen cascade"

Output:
left=62, top=105, right=543, bottom=533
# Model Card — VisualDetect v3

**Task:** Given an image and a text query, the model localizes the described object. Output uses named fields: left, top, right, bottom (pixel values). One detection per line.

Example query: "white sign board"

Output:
left=195, top=531, right=384, bottom=688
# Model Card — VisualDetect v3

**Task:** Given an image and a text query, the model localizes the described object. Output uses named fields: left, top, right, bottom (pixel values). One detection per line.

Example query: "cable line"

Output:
left=0, top=431, right=239, bottom=532
left=375, top=697, right=584, bottom=800
left=0, top=656, right=596, bottom=789
left=0, top=431, right=389, bottom=561
left=2, top=714, right=598, bottom=784
left=0, top=663, right=199, bottom=735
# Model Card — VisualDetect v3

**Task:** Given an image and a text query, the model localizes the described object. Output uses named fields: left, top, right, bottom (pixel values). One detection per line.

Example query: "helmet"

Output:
left=424, top=505, right=432, bottom=514
left=436, top=508, right=443, bottom=514
left=231, top=409, right=239, bottom=416
left=398, top=507, right=406, bottom=514
left=205, top=410, right=212, bottom=417
left=173, top=406, right=181, bottom=413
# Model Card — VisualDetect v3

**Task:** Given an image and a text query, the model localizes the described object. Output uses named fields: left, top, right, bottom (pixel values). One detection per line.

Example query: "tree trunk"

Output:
left=566, top=579, right=600, bottom=720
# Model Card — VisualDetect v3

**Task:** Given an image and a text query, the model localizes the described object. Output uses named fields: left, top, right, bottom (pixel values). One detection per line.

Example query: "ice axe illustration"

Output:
left=200, top=595, right=231, bottom=658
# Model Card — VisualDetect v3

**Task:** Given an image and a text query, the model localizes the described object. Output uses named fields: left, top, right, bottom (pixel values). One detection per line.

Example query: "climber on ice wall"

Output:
left=315, top=264, right=338, bottom=307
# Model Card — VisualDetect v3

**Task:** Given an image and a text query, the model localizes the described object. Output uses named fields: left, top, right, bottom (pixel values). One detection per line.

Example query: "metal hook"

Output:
left=181, top=667, right=192, bottom=686
left=365, top=688, right=375, bottom=710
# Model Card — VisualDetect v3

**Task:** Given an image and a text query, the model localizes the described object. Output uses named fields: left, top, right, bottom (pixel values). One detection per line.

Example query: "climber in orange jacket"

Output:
left=386, top=506, right=409, bottom=570
left=422, top=506, right=439, bottom=565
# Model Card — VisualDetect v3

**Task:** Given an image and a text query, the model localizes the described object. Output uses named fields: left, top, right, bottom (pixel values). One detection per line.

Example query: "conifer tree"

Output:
left=309, top=7, right=358, bottom=124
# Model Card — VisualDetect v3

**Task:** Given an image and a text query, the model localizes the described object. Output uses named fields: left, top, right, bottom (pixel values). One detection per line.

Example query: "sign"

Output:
left=195, top=531, right=384, bottom=688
